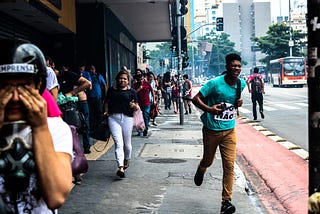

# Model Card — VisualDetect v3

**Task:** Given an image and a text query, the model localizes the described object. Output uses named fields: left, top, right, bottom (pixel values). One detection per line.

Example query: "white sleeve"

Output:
left=46, top=67, right=59, bottom=91
left=47, top=117, right=74, bottom=160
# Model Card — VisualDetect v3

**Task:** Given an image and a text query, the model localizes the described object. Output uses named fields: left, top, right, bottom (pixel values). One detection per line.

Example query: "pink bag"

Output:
left=133, top=108, right=145, bottom=132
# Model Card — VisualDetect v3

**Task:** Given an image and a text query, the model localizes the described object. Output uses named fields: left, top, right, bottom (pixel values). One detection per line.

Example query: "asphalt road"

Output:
left=239, top=83, right=308, bottom=151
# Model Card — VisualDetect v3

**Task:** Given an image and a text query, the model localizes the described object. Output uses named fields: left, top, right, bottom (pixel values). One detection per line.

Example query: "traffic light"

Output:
left=171, top=26, right=187, bottom=53
left=171, top=26, right=187, bottom=40
left=180, top=0, right=188, bottom=15
left=182, top=56, right=189, bottom=69
left=181, top=38, right=187, bottom=54
left=159, top=59, right=165, bottom=67
left=216, top=17, right=224, bottom=31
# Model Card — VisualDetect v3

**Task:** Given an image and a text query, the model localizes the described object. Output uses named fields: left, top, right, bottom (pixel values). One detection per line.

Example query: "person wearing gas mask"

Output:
left=0, top=39, right=73, bottom=213
left=192, top=53, right=245, bottom=214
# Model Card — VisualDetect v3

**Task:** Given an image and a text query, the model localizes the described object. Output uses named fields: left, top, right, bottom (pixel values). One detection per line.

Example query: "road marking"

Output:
left=240, top=103, right=303, bottom=113
left=273, top=103, right=300, bottom=109
left=295, top=103, right=308, bottom=107
left=240, top=117, right=309, bottom=161
left=239, top=105, right=277, bottom=113
left=263, top=106, right=277, bottom=111
left=239, top=107, right=251, bottom=113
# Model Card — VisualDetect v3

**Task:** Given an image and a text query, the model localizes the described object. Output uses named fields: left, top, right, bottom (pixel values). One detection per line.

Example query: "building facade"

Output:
left=223, top=0, right=271, bottom=74
left=0, top=1, right=174, bottom=85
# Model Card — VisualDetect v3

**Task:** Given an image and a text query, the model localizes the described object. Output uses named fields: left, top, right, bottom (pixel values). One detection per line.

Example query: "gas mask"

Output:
left=0, top=121, right=35, bottom=193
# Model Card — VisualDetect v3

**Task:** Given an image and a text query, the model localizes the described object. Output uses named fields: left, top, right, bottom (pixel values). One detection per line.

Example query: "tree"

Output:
left=146, top=42, right=172, bottom=74
left=198, top=32, right=241, bottom=77
left=252, top=23, right=307, bottom=66
left=145, top=42, right=195, bottom=75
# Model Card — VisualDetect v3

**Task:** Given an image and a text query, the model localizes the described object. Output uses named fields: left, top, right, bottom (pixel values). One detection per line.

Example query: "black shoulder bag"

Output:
left=235, top=78, right=241, bottom=116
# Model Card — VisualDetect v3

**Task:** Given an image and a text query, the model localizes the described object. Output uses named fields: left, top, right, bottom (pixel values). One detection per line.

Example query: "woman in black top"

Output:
left=105, top=70, right=139, bottom=178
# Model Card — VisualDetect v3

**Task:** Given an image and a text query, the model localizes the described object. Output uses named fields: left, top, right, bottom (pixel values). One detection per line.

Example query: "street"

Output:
left=239, top=83, right=308, bottom=151
left=59, top=88, right=308, bottom=213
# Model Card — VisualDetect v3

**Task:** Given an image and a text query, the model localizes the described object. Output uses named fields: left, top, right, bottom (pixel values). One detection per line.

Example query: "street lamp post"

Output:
left=289, top=0, right=293, bottom=56
left=191, top=41, right=195, bottom=80
left=186, top=22, right=215, bottom=79
left=176, top=0, right=184, bottom=125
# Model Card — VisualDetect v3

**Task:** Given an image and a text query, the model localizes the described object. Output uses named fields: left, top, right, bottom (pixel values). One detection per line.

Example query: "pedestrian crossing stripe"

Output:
left=263, top=106, right=277, bottom=111
left=273, top=103, right=300, bottom=109
left=295, top=103, right=308, bottom=107
left=238, top=107, right=251, bottom=113
left=239, top=102, right=307, bottom=113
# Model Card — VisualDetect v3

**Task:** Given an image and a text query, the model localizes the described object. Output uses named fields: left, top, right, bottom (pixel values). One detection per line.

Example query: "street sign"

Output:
left=251, top=46, right=261, bottom=52
left=289, top=40, right=294, bottom=47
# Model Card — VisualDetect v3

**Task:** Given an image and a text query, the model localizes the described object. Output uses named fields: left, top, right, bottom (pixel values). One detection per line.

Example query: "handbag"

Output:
left=133, top=107, right=145, bottom=132
left=70, top=125, right=89, bottom=176
left=59, top=101, right=84, bottom=130
left=90, top=115, right=110, bottom=141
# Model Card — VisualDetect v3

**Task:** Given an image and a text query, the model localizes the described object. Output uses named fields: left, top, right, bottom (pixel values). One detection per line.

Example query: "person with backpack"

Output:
left=182, top=74, right=193, bottom=115
left=246, top=67, right=265, bottom=120
left=192, top=53, right=246, bottom=214
left=86, top=65, right=108, bottom=136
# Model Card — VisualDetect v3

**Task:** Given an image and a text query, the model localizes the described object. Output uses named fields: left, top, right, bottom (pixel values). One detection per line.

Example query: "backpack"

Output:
left=251, top=75, right=262, bottom=93
left=182, top=79, right=191, bottom=96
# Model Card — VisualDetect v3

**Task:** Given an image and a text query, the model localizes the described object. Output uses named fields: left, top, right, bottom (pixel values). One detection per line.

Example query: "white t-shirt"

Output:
left=0, top=117, right=73, bottom=213
left=46, top=67, right=59, bottom=91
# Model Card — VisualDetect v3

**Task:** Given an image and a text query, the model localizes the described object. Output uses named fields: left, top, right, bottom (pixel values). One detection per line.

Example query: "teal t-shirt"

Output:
left=199, top=75, right=246, bottom=131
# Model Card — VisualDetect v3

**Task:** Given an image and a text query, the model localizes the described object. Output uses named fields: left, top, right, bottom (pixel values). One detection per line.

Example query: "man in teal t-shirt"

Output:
left=192, top=53, right=245, bottom=214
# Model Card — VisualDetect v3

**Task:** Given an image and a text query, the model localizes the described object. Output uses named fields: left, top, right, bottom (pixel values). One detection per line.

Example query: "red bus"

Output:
left=269, top=56, right=307, bottom=87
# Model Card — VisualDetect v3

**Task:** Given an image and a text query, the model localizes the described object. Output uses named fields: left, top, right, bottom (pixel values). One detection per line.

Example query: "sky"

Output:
left=270, top=0, right=306, bottom=21
left=144, top=0, right=307, bottom=50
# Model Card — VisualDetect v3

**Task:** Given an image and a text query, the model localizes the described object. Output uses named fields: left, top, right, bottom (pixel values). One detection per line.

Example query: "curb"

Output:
left=85, top=139, right=114, bottom=161
left=238, top=116, right=309, bottom=161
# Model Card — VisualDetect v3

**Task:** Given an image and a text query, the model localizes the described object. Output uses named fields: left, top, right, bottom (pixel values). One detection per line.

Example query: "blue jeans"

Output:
left=141, top=105, right=151, bottom=131
left=164, top=92, right=171, bottom=110
left=77, top=101, right=90, bottom=150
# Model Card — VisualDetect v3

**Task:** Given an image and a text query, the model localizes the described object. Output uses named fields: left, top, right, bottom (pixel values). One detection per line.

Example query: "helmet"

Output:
left=0, top=38, right=47, bottom=94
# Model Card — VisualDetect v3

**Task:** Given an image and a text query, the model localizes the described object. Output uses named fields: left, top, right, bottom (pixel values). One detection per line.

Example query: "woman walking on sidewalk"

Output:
left=104, top=70, right=139, bottom=178
left=192, top=53, right=246, bottom=214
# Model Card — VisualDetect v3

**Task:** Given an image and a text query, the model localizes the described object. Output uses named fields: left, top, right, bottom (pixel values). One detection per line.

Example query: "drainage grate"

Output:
left=147, top=158, right=187, bottom=164
left=172, top=139, right=200, bottom=144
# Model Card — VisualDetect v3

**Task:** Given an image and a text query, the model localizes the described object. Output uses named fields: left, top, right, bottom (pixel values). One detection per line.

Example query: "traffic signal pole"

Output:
left=308, top=1, right=320, bottom=213
left=176, top=0, right=184, bottom=125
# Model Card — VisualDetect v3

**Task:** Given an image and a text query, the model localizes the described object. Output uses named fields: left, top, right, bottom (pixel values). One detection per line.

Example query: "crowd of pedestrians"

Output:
left=37, top=53, right=195, bottom=181
left=0, top=37, right=254, bottom=214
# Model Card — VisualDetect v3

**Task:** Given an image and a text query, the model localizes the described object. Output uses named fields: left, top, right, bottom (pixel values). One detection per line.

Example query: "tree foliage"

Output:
left=144, top=42, right=172, bottom=74
left=198, top=32, right=240, bottom=77
left=144, top=42, right=195, bottom=75
left=252, top=23, right=307, bottom=66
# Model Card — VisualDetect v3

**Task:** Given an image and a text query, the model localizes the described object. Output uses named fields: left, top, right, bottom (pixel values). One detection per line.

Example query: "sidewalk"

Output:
left=59, top=107, right=263, bottom=214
